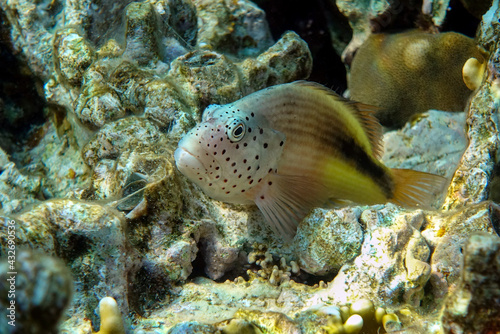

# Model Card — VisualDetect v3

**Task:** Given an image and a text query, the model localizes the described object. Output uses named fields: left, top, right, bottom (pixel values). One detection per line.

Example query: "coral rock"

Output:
left=54, top=28, right=95, bottom=86
left=193, top=0, right=273, bottom=57
left=335, top=0, right=393, bottom=64
left=382, top=110, right=467, bottom=180
left=167, top=321, right=218, bottom=334
left=0, top=148, right=42, bottom=215
left=169, top=50, right=243, bottom=107
left=295, top=207, right=363, bottom=275
left=441, top=233, right=500, bottom=333
left=3, top=200, right=140, bottom=330
left=423, top=202, right=500, bottom=299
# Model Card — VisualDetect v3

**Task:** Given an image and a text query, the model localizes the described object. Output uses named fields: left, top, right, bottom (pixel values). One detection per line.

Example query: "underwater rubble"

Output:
left=0, top=0, right=499, bottom=333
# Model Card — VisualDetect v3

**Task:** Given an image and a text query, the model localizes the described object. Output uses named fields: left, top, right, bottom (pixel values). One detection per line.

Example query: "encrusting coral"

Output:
left=349, top=30, right=487, bottom=127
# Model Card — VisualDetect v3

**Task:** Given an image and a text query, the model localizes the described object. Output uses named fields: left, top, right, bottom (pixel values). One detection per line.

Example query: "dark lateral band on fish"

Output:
left=175, top=80, right=447, bottom=241
left=336, top=136, right=394, bottom=199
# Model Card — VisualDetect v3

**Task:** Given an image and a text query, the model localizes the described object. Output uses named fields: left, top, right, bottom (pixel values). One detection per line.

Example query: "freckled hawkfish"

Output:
left=174, top=81, right=446, bottom=240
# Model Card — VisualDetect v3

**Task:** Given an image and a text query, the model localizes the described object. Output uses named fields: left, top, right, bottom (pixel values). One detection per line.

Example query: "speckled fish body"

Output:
left=175, top=81, right=445, bottom=239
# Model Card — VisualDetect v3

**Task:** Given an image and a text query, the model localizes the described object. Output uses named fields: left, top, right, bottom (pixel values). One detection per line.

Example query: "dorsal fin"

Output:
left=346, top=101, right=384, bottom=159
left=290, top=81, right=384, bottom=159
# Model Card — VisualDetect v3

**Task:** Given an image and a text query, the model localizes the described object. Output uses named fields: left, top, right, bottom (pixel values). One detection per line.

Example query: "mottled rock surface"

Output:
left=295, top=207, right=363, bottom=275
left=382, top=110, right=467, bottom=179
left=442, top=233, right=500, bottom=333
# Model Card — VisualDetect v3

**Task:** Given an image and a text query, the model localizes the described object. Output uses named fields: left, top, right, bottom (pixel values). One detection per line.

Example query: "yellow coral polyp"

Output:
left=319, top=299, right=402, bottom=334
left=93, top=297, right=126, bottom=334
left=344, top=314, right=364, bottom=333
left=462, top=57, right=487, bottom=90
left=382, top=313, right=402, bottom=332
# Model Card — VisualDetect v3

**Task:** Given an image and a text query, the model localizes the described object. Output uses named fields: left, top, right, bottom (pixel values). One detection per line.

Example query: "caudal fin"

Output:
left=390, top=169, right=447, bottom=209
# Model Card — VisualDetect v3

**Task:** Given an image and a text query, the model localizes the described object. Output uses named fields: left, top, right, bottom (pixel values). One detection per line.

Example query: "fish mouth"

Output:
left=174, top=146, right=207, bottom=175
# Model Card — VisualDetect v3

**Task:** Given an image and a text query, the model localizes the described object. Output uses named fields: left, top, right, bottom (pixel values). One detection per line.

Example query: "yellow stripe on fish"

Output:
left=174, top=81, right=446, bottom=240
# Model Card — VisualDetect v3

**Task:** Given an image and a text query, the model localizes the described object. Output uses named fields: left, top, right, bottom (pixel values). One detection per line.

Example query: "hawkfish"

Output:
left=174, top=81, right=446, bottom=240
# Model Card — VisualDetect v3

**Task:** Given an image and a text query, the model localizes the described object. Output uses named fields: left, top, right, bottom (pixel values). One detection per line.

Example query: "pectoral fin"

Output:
left=253, top=173, right=328, bottom=241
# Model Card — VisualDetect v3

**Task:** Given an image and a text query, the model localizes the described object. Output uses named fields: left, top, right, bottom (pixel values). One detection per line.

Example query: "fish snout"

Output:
left=174, top=146, right=207, bottom=178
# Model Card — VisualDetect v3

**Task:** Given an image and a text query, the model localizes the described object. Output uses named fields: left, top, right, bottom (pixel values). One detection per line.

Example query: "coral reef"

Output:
left=0, top=0, right=500, bottom=333
left=443, top=1, right=500, bottom=211
left=349, top=30, right=487, bottom=127
left=0, top=147, right=42, bottom=214
left=0, top=200, right=140, bottom=330
left=382, top=110, right=467, bottom=179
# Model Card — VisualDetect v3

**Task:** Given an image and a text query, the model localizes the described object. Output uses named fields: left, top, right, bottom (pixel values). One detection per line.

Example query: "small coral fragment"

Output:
left=93, top=297, right=126, bottom=334
left=53, top=28, right=95, bottom=86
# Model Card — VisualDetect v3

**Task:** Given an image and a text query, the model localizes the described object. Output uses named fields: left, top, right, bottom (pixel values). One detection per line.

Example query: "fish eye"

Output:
left=227, top=119, right=246, bottom=142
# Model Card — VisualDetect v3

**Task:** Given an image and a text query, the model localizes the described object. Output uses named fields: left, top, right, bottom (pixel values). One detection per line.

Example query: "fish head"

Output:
left=174, top=103, right=286, bottom=204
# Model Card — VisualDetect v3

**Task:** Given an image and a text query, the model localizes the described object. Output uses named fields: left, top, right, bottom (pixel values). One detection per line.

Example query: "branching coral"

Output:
left=246, top=243, right=300, bottom=286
